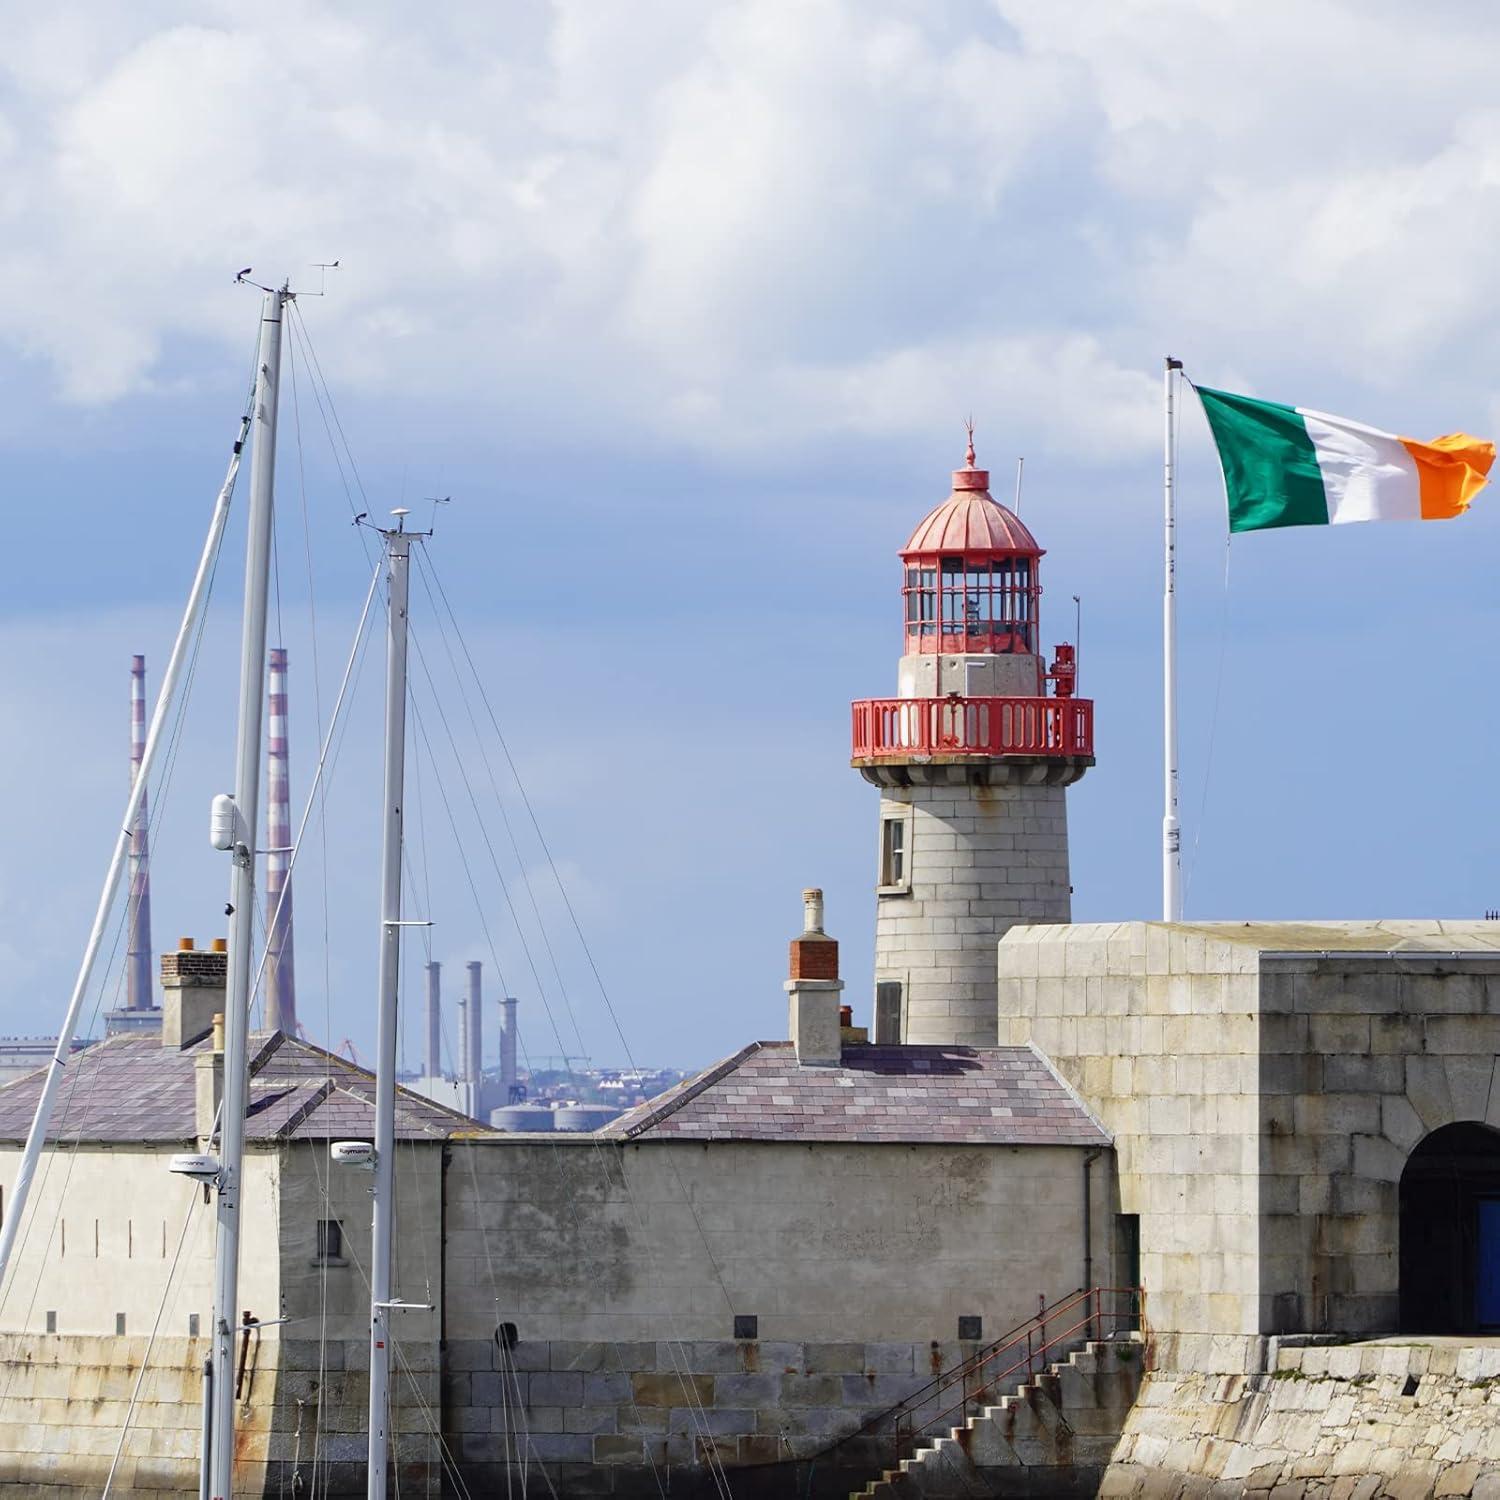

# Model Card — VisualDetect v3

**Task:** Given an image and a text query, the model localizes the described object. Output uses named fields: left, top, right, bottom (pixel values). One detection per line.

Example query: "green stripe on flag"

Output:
left=1195, top=386, right=1329, bottom=532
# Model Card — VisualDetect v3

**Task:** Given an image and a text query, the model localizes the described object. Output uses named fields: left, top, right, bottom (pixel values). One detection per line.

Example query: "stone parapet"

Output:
left=1103, top=1337, right=1500, bottom=1497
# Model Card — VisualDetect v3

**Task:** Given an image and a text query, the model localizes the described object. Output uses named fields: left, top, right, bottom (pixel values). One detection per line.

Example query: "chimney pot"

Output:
left=802, top=888, right=824, bottom=933
left=211, top=937, right=226, bottom=954
left=179, top=937, right=195, bottom=952
left=212, top=1013, right=225, bottom=1053
left=786, top=886, right=843, bottom=1066
left=789, top=887, right=838, bottom=983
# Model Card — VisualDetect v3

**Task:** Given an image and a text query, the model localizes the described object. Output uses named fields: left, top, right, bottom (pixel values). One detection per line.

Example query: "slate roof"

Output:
left=603, top=1042, right=1109, bottom=1146
left=0, top=1032, right=489, bottom=1146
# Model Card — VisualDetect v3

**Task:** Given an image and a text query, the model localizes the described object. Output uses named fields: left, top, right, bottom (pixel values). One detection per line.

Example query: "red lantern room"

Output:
left=852, top=433, right=1094, bottom=773
left=900, top=434, right=1043, bottom=664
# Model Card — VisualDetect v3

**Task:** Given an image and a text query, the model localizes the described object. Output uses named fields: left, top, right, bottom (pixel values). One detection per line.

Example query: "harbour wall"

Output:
left=1103, top=1334, right=1500, bottom=1498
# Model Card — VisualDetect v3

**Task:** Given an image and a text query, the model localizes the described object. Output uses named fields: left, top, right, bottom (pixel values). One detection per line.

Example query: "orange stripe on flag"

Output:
left=1399, top=432, right=1496, bottom=519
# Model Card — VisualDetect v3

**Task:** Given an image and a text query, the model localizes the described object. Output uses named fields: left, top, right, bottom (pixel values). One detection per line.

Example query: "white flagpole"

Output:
left=1162, top=356, right=1184, bottom=921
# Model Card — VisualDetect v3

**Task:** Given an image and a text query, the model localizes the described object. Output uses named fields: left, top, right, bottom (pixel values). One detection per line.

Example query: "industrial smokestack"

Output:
left=126, top=655, right=154, bottom=1011
left=457, top=997, right=469, bottom=1084
left=466, top=961, right=483, bottom=1092
left=265, top=646, right=297, bottom=1034
left=425, top=961, right=442, bottom=1079
left=500, top=997, right=518, bottom=1103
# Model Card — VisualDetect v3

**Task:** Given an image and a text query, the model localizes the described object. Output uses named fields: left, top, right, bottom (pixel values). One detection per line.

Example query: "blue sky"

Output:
left=3, top=0, right=1498, bottom=1071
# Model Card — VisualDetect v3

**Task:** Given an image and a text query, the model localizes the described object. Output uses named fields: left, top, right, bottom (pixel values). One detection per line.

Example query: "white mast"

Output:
left=0, top=403, right=252, bottom=1303
left=208, top=284, right=286, bottom=1500
left=368, top=511, right=422, bottom=1498
left=1162, top=356, right=1183, bottom=922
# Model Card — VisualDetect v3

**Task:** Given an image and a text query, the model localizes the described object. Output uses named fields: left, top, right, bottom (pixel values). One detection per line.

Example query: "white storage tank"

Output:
left=489, top=1105, right=555, bottom=1132
left=554, top=1105, right=621, bottom=1133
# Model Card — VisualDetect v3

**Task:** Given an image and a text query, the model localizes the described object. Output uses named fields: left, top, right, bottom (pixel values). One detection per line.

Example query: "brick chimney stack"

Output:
left=786, top=888, right=843, bottom=1066
left=161, top=938, right=227, bottom=1050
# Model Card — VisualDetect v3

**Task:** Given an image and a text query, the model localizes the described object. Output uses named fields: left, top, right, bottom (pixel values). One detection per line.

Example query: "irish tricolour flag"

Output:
left=1195, top=385, right=1494, bottom=534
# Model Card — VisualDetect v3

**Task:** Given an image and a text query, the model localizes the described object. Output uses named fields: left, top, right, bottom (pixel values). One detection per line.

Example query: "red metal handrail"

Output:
left=893, top=1285, right=1142, bottom=1459
left=851, top=695, right=1094, bottom=760
left=806, top=1285, right=1143, bottom=1477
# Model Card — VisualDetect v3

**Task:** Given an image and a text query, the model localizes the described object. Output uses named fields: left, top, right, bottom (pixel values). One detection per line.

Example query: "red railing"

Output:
left=851, top=695, right=1093, bottom=760
left=892, top=1286, right=1141, bottom=1459
left=806, top=1286, right=1143, bottom=1479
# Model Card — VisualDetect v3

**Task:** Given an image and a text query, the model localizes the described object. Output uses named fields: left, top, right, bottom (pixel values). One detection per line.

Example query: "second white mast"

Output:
left=209, top=284, right=287, bottom=1500
left=367, top=510, right=424, bottom=1498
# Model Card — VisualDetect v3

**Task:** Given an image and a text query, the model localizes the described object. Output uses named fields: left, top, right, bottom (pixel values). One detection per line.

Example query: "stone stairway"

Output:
left=851, top=1332, right=1145, bottom=1499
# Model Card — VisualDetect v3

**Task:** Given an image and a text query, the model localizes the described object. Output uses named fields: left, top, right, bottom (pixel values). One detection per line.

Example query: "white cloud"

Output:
left=6, top=1, right=1500, bottom=449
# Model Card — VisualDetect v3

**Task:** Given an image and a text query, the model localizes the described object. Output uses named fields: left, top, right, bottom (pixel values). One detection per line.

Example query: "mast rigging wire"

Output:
left=0, top=387, right=254, bottom=1303
left=402, top=650, right=733, bottom=1497
left=274, top=316, right=730, bottom=1493
left=0, top=586, right=216, bottom=1392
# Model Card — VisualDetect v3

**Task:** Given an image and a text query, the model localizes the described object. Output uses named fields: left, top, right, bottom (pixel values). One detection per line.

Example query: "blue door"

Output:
left=1478, top=1199, right=1500, bottom=1331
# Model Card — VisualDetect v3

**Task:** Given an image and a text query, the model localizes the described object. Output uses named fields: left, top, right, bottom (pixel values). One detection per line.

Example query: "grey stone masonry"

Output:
left=998, top=919, right=1500, bottom=1340
left=441, top=1335, right=957, bottom=1498
left=1104, top=1334, right=1500, bottom=1497
left=877, top=782, right=1070, bottom=1046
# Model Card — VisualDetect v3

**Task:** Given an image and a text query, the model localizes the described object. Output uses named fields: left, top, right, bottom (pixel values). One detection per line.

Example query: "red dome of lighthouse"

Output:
left=897, top=432, right=1045, bottom=658
left=901, top=440, right=1041, bottom=560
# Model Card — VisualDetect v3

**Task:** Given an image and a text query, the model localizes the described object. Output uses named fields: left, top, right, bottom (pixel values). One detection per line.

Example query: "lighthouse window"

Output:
left=879, top=815, right=910, bottom=891
left=905, top=568, right=937, bottom=636
left=904, top=556, right=1038, bottom=654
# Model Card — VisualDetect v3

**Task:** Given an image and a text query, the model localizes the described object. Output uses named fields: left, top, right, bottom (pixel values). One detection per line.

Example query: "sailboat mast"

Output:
left=208, top=284, right=286, bottom=1500
left=368, top=513, right=416, bottom=1498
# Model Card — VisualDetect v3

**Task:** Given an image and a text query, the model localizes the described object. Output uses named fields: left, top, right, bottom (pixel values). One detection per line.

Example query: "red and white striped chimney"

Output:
left=265, top=646, right=297, bottom=1034
left=126, top=655, right=154, bottom=1011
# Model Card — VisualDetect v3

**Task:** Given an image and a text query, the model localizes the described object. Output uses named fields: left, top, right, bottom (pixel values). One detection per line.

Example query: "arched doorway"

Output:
left=1399, top=1122, right=1500, bottom=1334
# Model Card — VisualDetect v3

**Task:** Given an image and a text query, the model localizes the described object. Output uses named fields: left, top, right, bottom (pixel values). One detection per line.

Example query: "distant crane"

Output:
left=340, top=1037, right=364, bottom=1068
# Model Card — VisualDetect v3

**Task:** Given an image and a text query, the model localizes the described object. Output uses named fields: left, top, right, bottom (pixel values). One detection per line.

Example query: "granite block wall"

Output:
left=1104, top=1335, right=1500, bottom=1497
left=877, top=782, right=1071, bottom=1046
left=440, top=1334, right=964, bottom=1498
left=998, top=920, right=1500, bottom=1341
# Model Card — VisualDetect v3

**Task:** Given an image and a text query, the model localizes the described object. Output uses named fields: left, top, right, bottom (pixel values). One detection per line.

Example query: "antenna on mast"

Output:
left=303, top=260, right=341, bottom=298
left=1073, top=594, right=1083, bottom=692
left=1014, top=457, right=1025, bottom=514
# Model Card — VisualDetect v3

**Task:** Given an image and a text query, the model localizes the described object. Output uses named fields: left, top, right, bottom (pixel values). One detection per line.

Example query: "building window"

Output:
left=45, top=1311, right=56, bottom=1334
left=733, top=1314, right=758, bottom=1340
left=879, top=815, right=910, bottom=892
left=115, top=1313, right=126, bottom=1336
left=314, top=1219, right=345, bottom=1266
left=1116, top=1213, right=1141, bottom=1293
left=189, top=1313, right=200, bottom=1338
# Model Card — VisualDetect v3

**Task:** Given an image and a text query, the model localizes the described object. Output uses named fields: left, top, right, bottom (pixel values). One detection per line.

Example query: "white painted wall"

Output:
left=0, top=1145, right=281, bottom=1337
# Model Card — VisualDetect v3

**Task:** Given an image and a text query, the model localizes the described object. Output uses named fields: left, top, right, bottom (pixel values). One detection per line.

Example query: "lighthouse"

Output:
left=851, top=433, right=1094, bottom=1046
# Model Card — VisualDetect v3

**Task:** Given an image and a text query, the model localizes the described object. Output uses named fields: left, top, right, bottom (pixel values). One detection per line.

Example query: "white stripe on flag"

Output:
left=1298, top=407, right=1421, bottom=524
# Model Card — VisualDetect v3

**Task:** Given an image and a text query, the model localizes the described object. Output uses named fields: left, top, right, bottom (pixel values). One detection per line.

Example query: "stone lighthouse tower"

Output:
left=851, top=433, right=1094, bottom=1045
